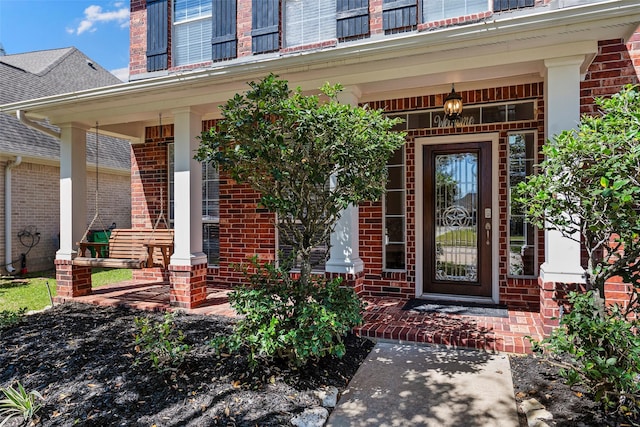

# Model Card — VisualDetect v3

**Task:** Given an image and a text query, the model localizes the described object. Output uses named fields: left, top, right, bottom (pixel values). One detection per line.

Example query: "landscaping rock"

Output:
left=314, top=385, right=339, bottom=407
left=520, top=398, right=553, bottom=427
left=290, top=407, right=329, bottom=427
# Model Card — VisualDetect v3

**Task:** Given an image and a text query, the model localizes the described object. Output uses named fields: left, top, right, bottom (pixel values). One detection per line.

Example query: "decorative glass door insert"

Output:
left=424, top=142, right=492, bottom=297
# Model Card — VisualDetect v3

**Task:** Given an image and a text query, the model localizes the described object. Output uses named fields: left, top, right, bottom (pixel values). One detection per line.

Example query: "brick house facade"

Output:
left=0, top=48, right=131, bottom=274
left=2, top=1, right=639, bottom=323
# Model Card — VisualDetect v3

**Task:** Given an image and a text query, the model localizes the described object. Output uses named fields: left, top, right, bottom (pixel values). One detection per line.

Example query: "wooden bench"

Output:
left=73, top=229, right=174, bottom=269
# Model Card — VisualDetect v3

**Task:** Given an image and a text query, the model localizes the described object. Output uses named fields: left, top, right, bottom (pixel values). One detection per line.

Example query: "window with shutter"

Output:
left=252, top=0, right=280, bottom=54
left=173, top=0, right=213, bottom=66
left=382, top=0, right=417, bottom=33
left=336, top=0, right=369, bottom=40
left=284, top=0, right=336, bottom=48
left=423, top=0, right=488, bottom=23
left=212, top=0, right=237, bottom=61
left=147, top=0, right=168, bottom=71
left=493, top=0, right=534, bottom=12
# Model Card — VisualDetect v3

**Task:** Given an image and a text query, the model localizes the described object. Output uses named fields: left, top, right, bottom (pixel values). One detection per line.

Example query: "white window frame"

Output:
left=173, top=0, right=213, bottom=66
left=284, top=0, right=337, bottom=48
left=383, top=145, right=406, bottom=271
left=507, top=130, right=538, bottom=278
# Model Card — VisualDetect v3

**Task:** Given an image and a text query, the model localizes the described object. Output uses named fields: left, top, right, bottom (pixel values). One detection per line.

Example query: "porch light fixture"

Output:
left=443, top=84, right=463, bottom=127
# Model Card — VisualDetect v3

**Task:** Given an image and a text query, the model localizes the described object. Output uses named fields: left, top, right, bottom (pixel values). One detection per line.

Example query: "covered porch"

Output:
left=1, top=1, right=638, bottom=322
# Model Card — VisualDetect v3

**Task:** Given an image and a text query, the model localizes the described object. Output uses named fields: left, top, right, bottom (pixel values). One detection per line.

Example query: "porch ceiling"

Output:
left=1, top=0, right=639, bottom=142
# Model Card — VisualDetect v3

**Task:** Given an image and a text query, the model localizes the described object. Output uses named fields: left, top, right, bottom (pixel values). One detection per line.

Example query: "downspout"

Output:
left=10, top=110, right=61, bottom=273
left=17, top=110, right=61, bottom=139
left=5, top=156, right=22, bottom=273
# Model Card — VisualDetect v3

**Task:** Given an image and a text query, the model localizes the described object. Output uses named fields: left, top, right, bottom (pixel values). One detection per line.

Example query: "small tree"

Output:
left=517, top=85, right=640, bottom=417
left=516, top=84, right=640, bottom=308
left=196, top=74, right=405, bottom=366
left=196, top=74, right=406, bottom=283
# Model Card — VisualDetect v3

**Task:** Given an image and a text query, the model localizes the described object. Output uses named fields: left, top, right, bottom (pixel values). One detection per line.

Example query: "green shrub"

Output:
left=0, top=308, right=26, bottom=329
left=537, top=291, right=640, bottom=417
left=214, top=259, right=364, bottom=368
left=0, top=382, right=43, bottom=426
left=133, top=313, right=190, bottom=373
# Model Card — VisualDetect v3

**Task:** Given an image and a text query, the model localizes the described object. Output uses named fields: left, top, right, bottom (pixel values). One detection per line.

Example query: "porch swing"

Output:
left=73, top=122, right=174, bottom=269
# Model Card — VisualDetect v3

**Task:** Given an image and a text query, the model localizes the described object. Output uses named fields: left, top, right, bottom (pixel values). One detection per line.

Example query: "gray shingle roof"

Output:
left=0, top=47, right=130, bottom=170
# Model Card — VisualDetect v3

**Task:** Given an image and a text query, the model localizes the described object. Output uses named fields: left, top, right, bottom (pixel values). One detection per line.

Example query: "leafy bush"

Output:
left=0, top=382, right=43, bottom=426
left=133, top=313, right=190, bottom=372
left=214, top=258, right=364, bottom=368
left=536, top=291, right=640, bottom=417
left=0, top=308, right=26, bottom=329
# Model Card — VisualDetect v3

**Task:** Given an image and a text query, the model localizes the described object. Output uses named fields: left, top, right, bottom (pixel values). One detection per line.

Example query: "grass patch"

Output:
left=0, top=269, right=132, bottom=312
left=436, top=229, right=477, bottom=247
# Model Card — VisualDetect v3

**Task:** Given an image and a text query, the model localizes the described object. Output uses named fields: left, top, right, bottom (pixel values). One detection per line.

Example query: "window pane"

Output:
left=408, top=112, right=430, bottom=129
left=385, top=244, right=405, bottom=270
left=385, top=146, right=406, bottom=270
left=385, top=217, right=404, bottom=243
left=285, top=0, right=337, bottom=47
left=387, top=165, right=404, bottom=189
left=203, top=223, right=219, bottom=265
left=508, top=132, right=536, bottom=276
left=424, top=0, right=487, bottom=22
left=174, top=18, right=212, bottom=66
left=385, top=191, right=404, bottom=215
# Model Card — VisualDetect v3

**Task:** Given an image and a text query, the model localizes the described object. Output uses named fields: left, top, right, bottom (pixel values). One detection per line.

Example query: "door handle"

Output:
left=485, top=222, right=491, bottom=246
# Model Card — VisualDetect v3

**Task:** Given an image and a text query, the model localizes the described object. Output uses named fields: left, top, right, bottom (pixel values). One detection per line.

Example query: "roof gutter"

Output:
left=17, top=109, right=61, bottom=139
left=2, top=0, right=638, bottom=118
left=4, top=156, right=22, bottom=274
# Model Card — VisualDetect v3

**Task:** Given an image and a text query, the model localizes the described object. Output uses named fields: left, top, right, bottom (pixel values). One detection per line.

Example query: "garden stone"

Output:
left=520, top=398, right=553, bottom=427
left=314, top=386, right=339, bottom=407
left=290, top=407, right=329, bottom=427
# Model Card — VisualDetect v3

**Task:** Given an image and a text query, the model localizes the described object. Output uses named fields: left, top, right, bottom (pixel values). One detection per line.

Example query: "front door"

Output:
left=423, top=142, right=492, bottom=297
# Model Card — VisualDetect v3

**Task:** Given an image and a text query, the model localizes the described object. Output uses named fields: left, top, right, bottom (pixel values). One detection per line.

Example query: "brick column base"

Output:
left=326, top=271, right=365, bottom=294
left=539, top=277, right=584, bottom=333
left=169, top=263, right=208, bottom=309
left=54, top=259, right=92, bottom=300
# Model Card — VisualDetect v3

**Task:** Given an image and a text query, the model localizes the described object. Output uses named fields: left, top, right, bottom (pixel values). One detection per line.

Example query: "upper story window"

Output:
left=494, top=0, right=534, bottom=12
left=383, top=0, right=417, bottom=34
left=423, top=0, right=487, bottom=23
left=173, top=0, right=213, bottom=66
left=284, top=0, right=337, bottom=48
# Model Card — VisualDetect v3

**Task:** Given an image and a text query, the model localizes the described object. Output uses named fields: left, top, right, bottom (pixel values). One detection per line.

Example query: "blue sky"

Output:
left=0, top=0, right=130, bottom=81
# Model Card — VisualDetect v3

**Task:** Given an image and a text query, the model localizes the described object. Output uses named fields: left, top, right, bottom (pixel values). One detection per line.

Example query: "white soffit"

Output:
left=0, top=0, right=638, bottom=139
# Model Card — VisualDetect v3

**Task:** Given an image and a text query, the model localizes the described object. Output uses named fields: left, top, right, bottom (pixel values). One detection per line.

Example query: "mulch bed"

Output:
left=1, top=302, right=636, bottom=427
left=0, top=303, right=373, bottom=426
left=510, top=354, right=638, bottom=426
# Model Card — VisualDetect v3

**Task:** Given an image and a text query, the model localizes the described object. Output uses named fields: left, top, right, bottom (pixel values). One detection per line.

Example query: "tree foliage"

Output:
left=515, top=85, right=640, bottom=306
left=196, top=74, right=406, bottom=281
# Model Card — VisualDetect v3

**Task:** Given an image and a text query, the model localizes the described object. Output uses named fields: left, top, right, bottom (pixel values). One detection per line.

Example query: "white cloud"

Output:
left=110, top=67, right=129, bottom=82
left=75, top=4, right=130, bottom=35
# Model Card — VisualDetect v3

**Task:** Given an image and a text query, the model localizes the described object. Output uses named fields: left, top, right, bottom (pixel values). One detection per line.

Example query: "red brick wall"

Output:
left=581, top=32, right=640, bottom=114
left=370, top=0, right=383, bottom=36
left=131, top=125, right=173, bottom=229
left=237, top=0, right=253, bottom=57
left=364, top=83, right=545, bottom=310
left=129, top=0, right=147, bottom=77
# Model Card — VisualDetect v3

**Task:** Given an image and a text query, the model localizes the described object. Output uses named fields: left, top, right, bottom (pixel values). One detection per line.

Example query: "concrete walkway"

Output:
left=327, top=342, right=519, bottom=427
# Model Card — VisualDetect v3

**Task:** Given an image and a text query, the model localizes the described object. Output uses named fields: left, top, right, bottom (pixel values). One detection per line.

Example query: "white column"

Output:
left=170, top=107, right=206, bottom=266
left=57, top=123, right=88, bottom=260
left=325, top=88, right=364, bottom=275
left=540, top=56, right=586, bottom=283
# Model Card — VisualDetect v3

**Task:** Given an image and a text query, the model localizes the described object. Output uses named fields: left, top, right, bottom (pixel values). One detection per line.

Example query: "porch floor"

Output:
left=59, top=280, right=546, bottom=354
